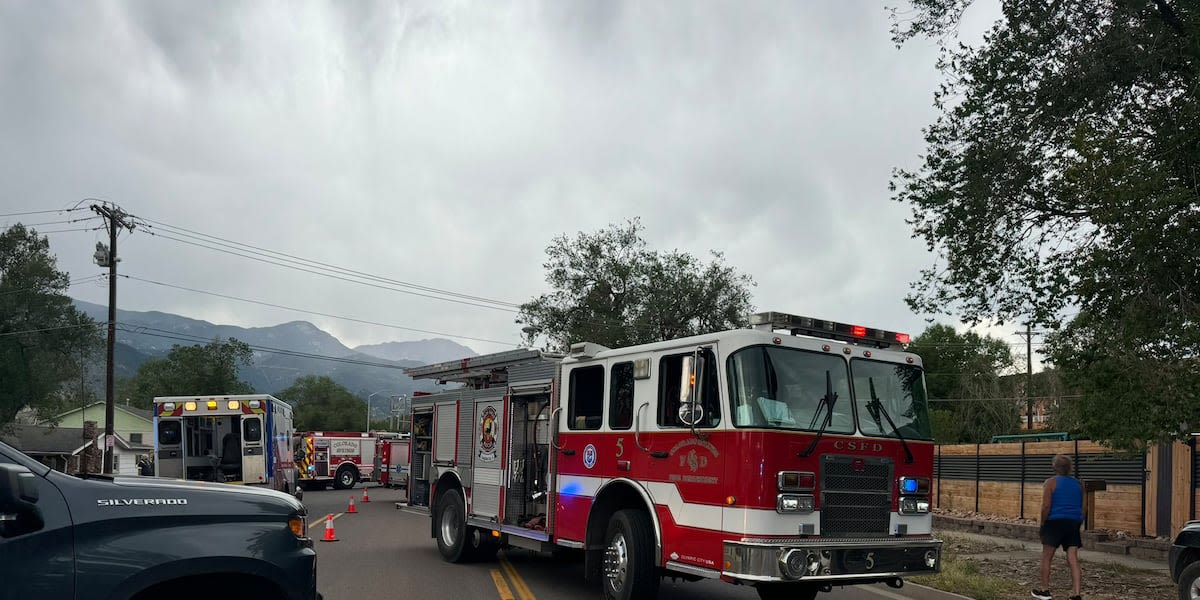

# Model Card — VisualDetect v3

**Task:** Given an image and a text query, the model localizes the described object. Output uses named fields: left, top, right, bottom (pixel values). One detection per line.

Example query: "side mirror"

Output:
left=0, top=463, right=43, bottom=537
left=677, top=403, right=704, bottom=426
left=0, top=464, right=39, bottom=509
left=678, top=350, right=707, bottom=430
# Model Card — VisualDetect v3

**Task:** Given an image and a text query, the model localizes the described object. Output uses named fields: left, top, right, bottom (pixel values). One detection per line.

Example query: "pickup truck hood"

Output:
left=110, top=476, right=303, bottom=509
left=56, top=472, right=305, bottom=517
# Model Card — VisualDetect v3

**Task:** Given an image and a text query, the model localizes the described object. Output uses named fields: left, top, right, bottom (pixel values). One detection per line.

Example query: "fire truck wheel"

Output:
left=333, top=466, right=358, bottom=490
left=601, top=510, right=659, bottom=600
left=754, top=582, right=818, bottom=600
left=435, top=489, right=471, bottom=563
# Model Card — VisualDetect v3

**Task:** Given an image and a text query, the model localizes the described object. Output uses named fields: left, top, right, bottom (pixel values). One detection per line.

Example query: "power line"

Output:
left=19, top=216, right=102, bottom=228
left=0, top=207, right=85, bottom=218
left=0, top=274, right=108, bottom=297
left=134, top=217, right=521, bottom=309
left=137, top=229, right=519, bottom=313
left=119, top=273, right=519, bottom=348
left=0, top=324, right=103, bottom=338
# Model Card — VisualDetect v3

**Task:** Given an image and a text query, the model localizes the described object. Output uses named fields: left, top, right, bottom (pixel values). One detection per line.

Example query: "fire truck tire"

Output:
left=333, top=466, right=358, bottom=490
left=754, top=582, right=818, bottom=600
left=435, top=489, right=471, bottom=563
left=601, top=509, right=659, bottom=600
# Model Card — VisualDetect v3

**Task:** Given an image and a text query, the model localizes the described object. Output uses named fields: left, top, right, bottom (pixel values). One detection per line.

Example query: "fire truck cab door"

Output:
left=240, top=415, right=265, bottom=484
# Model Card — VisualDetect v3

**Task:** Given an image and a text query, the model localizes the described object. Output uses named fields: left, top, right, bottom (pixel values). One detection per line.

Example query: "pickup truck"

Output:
left=0, top=440, right=319, bottom=600
left=1171, top=520, right=1200, bottom=600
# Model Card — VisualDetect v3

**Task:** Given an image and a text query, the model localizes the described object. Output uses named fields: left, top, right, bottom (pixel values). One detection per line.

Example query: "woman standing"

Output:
left=1032, top=454, right=1083, bottom=600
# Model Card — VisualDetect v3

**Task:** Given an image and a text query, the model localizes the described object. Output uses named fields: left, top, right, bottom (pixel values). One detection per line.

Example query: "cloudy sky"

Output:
left=0, top=1, right=1011, bottom=358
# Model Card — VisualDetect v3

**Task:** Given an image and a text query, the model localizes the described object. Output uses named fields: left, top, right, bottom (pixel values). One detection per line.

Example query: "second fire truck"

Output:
left=295, top=431, right=380, bottom=490
left=402, top=311, right=941, bottom=600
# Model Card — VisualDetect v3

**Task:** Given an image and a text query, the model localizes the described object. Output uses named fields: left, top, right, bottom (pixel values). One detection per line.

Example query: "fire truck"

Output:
left=153, top=394, right=297, bottom=493
left=294, top=431, right=379, bottom=490
left=402, top=312, right=941, bottom=600
left=375, top=432, right=411, bottom=488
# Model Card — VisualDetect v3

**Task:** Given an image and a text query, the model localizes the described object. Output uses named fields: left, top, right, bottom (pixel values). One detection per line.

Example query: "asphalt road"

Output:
left=301, top=485, right=961, bottom=600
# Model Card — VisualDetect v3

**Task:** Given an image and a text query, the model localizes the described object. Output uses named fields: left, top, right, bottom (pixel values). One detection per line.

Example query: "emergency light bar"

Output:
left=750, top=311, right=911, bottom=348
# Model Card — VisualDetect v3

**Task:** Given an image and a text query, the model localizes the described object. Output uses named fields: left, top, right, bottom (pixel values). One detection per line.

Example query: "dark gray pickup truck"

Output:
left=0, top=440, right=318, bottom=600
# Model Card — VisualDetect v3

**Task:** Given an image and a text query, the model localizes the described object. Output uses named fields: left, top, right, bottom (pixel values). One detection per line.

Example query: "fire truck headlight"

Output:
left=776, top=494, right=814, bottom=513
left=899, top=496, right=931, bottom=514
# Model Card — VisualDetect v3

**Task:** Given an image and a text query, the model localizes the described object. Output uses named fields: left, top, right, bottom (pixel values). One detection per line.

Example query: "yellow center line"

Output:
left=489, top=569, right=516, bottom=600
left=499, top=553, right=536, bottom=600
left=309, top=512, right=345, bottom=529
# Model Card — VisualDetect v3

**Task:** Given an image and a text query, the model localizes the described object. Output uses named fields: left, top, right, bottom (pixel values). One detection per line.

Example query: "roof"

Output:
left=0, top=425, right=151, bottom=454
left=54, top=401, right=153, bottom=423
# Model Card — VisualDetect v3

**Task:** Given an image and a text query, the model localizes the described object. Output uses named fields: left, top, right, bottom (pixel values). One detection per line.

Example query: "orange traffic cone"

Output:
left=362, top=486, right=370, bottom=503
left=320, top=514, right=338, bottom=542
left=347, top=496, right=357, bottom=514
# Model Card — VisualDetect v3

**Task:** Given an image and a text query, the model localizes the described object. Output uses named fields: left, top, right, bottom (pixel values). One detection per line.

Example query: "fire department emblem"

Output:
left=478, top=405, right=499, bottom=462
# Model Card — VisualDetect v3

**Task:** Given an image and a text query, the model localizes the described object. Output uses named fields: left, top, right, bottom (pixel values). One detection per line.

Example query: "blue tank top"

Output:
left=1048, top=475, right=1083, bottom=521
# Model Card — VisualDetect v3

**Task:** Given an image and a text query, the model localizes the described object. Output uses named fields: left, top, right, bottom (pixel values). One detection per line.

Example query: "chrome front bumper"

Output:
left=723, top=537, right=942, bottom=583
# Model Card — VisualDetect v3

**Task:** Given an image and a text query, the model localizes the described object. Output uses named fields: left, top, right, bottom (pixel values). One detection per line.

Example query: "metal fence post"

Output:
left=936, top=444, right=942, bottom=508
left=975, top=443, right=981, bottom=513
left=1019, top=441, right=1026, bottom=520
left=1141, top=448, right=1148, bottom=537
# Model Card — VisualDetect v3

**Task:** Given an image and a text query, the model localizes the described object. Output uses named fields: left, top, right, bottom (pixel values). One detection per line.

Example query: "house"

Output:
left=0, top=424, right=152, bottom=476
left=52, top=401, right=154, bottom=447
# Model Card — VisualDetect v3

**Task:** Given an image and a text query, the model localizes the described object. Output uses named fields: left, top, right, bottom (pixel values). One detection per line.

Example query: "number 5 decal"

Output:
left=616, top=438, right=625, bottom=458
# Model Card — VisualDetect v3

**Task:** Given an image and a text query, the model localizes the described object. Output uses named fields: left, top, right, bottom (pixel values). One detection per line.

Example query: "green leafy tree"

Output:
left=892, top=1, right=1200, bottom=448
left=280, top=375, right=367, bottom=431
left=0, top=224, right=101, bottom=425
left=909, top=324, right=1019, bottom=443
left=120, top=339, right=255, bottom=407
left=518, top=219, right=755, bottom=350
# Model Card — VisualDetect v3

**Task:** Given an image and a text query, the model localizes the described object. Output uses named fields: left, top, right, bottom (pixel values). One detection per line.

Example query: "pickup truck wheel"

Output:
left=601, top=509, right=659, bottom=600
left=756, top=582, right=818, bottom=600
left=1180, top=561, right=1200, bottom=600
left=435, top=489, right=470, bottom=563
left=333, top=466, right=358, bottom=490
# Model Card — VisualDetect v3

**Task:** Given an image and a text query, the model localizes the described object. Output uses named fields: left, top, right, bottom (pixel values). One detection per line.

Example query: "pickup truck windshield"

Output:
left=850, top=358, right=932, bottom=440
left=727, top=345, right=853, bottom=433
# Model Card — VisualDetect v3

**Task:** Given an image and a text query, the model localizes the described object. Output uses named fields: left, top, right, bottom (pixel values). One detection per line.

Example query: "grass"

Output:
left=910, top=551, right=1023, bottom=600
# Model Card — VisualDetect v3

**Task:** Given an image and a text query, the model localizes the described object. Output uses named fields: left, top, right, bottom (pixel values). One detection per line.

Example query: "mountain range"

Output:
left=72, top=299, right=479, bottom=415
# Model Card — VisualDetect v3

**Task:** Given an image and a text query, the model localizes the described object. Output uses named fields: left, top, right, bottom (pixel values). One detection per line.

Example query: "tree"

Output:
left=279, top=376, right=367, bottom=431
left=518, top=219, right=756, bottom=350
left=0, top=224, right=101, bottom=425
left=119, top=339, right=255, bottom=407
left=892, top=1, right=1200, bottom=448
left=908, top=324, right=1019, bottom=443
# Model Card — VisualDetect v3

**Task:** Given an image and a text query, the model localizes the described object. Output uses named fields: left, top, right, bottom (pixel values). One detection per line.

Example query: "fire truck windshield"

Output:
left=850, top=358, right=933, bottom=440
left=726, top=346, right=854, bottom=432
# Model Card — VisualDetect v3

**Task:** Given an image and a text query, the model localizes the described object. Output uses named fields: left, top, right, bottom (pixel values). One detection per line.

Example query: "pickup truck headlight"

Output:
left=899, top=496, right=931, bottom=514
left=777, top=494, right=815, bottom=513
left=288, top=514, right=307, bottom=538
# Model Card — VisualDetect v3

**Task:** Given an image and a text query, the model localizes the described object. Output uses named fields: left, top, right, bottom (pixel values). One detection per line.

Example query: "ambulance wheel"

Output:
left=601, top=509, right=659, bottom=600
left=435, top=489, right=471, bottom=563
left=333, top=466, right=358, bottom=490
left=755, top=582, right=818, bottom=600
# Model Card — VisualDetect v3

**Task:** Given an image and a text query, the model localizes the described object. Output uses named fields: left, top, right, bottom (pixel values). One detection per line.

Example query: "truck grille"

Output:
left=820, top=455, right=892, bottom=538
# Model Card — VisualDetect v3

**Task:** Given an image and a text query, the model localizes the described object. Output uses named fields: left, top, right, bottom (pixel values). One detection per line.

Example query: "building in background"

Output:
left=53, top=401, right=153, bottom=446
left=0, top=424, right=151, bottom=476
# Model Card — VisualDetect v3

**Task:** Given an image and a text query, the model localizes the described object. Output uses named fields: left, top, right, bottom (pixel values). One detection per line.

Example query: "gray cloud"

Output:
left=0, top=0, right=1004, bottom=354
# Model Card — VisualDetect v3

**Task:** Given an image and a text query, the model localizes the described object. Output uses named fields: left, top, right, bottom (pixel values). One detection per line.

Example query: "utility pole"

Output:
left=91, top=203, right=135, bottom=474
left=1015, top=323, right=1037, bottom=430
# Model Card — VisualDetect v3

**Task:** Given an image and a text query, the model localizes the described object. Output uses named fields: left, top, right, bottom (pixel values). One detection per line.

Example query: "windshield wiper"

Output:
left=800, top=371, right=837, bottom=458
left=867, top=377, right=914, bottom=464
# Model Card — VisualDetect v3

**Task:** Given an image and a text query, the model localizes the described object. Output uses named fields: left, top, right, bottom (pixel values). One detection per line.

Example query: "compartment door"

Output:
left=241, top=415, right=266, bottom=484
left=470, top=396, right=505, bottom=519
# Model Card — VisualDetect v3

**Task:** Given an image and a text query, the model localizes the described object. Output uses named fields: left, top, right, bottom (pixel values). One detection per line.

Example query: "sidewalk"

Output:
left=940, top=529, right=1168, bottom=573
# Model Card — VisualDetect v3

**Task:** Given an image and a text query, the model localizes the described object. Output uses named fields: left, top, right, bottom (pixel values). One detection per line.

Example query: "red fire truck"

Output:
left=375, top=432, right=411, bottom=488
left=402, top=311, right=941, bottom=600
left=294, top=431, right=378, bottom=490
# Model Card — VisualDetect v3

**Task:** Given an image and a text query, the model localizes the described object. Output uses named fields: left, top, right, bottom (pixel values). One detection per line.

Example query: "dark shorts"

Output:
left=1040, top=519, right=1082, bottom=550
